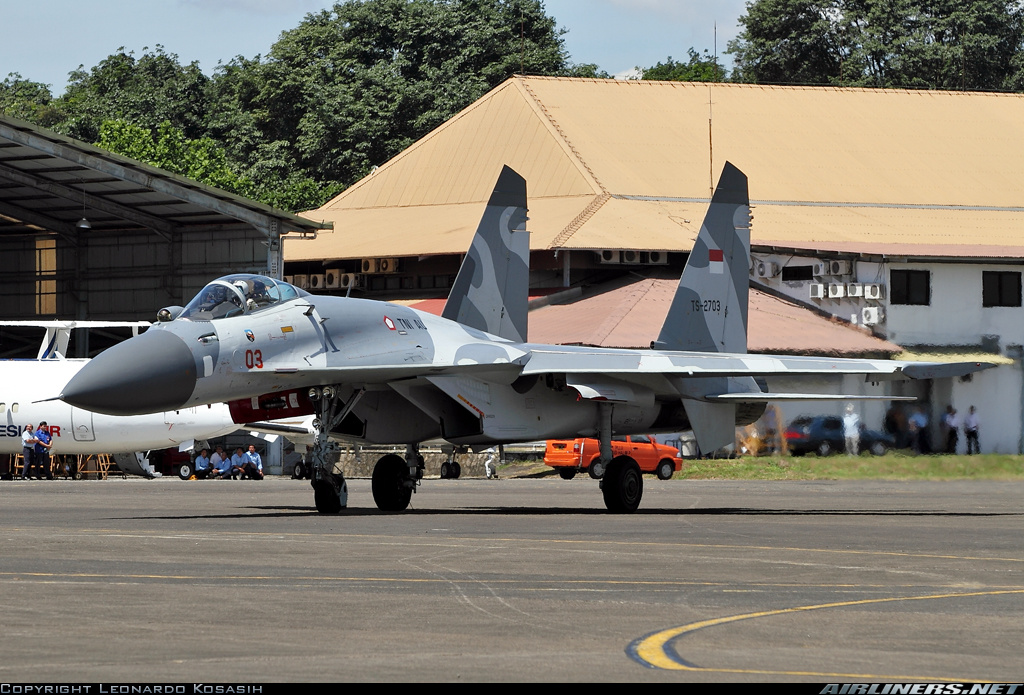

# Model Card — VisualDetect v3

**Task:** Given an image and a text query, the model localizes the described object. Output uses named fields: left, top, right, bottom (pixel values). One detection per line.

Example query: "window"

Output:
left=890, top=269, right=930, bottom=305
left=781, top=265, right=813, bottom=281
left=982, top=271, right=1021, bottom=307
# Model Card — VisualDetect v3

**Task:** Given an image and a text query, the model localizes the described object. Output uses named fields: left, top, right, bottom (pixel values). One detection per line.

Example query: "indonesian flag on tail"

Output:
left=708, top=248, right=724, bottom=274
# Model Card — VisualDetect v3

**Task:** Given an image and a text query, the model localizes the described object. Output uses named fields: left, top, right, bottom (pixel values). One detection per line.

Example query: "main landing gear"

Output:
left=595, top=402, right=643, bottom=513
left=307, top=385, right=423, bottom=514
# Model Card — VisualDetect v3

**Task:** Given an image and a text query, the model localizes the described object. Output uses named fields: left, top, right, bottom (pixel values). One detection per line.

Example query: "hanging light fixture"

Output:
left=76, top=176, right=91, bottom=229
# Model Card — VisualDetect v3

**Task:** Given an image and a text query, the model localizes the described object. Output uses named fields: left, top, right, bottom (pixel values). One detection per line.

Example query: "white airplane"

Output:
left=1, top=321, right=242, bottom=477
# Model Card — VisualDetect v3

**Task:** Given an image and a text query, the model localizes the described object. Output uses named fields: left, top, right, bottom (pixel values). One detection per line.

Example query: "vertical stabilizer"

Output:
left=442, top=165, right=530, bottom=342
left=654, top=161, right=751, bottom=354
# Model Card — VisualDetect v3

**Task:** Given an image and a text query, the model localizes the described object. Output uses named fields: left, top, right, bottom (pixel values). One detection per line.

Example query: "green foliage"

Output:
left=52, top=46, right=211, bottom=143
left=728, top=0, right=1024, bottom=90
left=640, top=49, right=728, bottom=82
left=0, top=74, right=63, bottom=126
left=207, top=0, right=574, bottom=190
left=96, top=119, right=252, bottom=197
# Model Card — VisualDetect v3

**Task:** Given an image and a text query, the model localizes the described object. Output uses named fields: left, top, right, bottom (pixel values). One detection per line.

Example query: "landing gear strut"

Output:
left=308, top=386, right=363, bottom=514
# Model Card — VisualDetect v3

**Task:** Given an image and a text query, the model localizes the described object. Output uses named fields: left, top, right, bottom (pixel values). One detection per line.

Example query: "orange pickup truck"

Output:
left=544, top=435, right=683, bottom=481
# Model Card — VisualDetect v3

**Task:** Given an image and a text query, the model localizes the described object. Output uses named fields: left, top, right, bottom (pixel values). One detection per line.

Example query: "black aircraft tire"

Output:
left=177, top=462, right=194, bottom=480
left=452, top=462, right=461, bottom=479
left=440, top=462, right=450, bottom=479
left=292, top=461, right=306, bottom=479
left=313, top=478, right=343, bottom=514
left=602, top=456, right=643, bottom=513
left=372, top=454, right=412, bottom=512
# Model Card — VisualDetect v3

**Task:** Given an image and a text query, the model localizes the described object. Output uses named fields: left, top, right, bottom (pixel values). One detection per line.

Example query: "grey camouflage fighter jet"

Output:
left=60, top=163, right=993, bottom=513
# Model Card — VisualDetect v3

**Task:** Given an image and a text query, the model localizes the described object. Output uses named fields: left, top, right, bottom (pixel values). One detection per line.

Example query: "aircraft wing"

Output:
left=516, top=348, right=994, bottom=383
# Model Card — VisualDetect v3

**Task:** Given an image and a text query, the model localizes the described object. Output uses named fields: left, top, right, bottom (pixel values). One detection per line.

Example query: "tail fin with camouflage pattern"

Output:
left=442, top=165, right=530, bottom=342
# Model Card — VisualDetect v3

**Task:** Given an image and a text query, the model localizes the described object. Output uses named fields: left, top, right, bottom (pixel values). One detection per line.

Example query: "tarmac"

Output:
left=1, top=474, right=1022, bottom=683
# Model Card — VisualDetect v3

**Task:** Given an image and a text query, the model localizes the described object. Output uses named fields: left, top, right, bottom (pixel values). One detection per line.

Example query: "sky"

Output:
left=0, top=0, right=750, bottom=94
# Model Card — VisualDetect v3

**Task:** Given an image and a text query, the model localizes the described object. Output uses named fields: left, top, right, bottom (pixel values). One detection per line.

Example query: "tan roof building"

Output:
left=291, top=76, right=1024, bottom=263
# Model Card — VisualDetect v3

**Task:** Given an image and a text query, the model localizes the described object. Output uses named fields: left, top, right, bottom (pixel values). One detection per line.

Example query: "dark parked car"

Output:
left=784, top=415, right=895, bottom=456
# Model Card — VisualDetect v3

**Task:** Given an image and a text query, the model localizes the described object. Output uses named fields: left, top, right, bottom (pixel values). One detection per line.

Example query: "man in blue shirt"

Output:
left=34, top=422, right=53, bottom=480
left=241, top=444, right=264, bottom=480
left=193, top=449, right=213, bottom=479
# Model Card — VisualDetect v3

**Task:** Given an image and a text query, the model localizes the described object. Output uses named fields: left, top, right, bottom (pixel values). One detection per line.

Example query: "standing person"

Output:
left=943, top=406, right=960, bottom=454
left=842, top=404, right=860, bottom=456
left=33, top=422, right=53, bottom=480
left=241, top=444, right=264, bottom=480
left=964, top=405, right=980, bottom=454
left=20, top=425, right=36, bottom=479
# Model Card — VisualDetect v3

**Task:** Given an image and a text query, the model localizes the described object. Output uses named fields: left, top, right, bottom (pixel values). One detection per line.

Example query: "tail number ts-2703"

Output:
left=691, top=299, right=721, bottom=313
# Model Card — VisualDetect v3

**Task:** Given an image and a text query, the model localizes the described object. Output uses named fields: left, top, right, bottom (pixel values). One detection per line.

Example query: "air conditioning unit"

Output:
left=598, top=249, right=621, bottom=264
left=813, top=262, right=829, bottom=277
left=756, top=260, right=779, bottom=278
left=291, top=274, right=309, bottom=289
left=846, top=283, right=864, bottom=297
left=338, top=273, right=359, bottom=289
left=323, top=270, right=340, bottom=289
left=361, top=258, right=380, bottom=274
left=621, top=250, right=641, bottom=264
left=864, top=283, right=886, bottom=300
left=829, top=260, right=853, bottom=276
left=862, top=307, right=885, bottom=325
left=810, top=283, right=825, bottom=299
left=828, top=283, right=846, bottom=299
left=378, top=257, right=399, bottom=273
left=640, top=251, right=669, bottom=265
left=307, top=273, right=326, bottom=290
left=282, top=275, right=293, bottom=285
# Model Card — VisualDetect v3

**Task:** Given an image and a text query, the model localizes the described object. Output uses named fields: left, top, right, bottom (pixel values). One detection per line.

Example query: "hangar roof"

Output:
left=291, top=77, right=1024, bottom=262
left=0, top=114, right=329, bottom=242
left=524, top=278, right=901, bottom=356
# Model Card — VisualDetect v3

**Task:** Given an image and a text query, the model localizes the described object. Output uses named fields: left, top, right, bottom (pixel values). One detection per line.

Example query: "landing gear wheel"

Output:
left=313, top=473, right=347, bottom=514
left=440, top=461, right=451, bottom=479
left=656, top=460, right=675, bottom=480
left=372, top=454, right=412, bottom=511
left=588, top=459, right=606, bottom=480
left=558, top=468, right=577, bottom=480
left=177, top=462, right=194, bottom=480
left=601, top=456, right=643, bottom=513
left=451, top=462, right=461, bottom=479
left=292, top=461, right=306, bottom=479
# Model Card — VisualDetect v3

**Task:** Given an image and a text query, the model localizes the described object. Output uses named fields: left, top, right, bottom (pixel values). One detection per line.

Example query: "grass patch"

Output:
left=677, top=452, right=1024, bottom=481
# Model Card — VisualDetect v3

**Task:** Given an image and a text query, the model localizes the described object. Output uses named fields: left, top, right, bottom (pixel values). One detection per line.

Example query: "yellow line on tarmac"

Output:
left=628, top=588, right=1024, bottom=680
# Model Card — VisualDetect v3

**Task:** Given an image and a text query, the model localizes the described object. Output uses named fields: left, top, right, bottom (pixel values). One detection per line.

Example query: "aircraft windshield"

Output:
left=179, top=274, right=303, bottom=320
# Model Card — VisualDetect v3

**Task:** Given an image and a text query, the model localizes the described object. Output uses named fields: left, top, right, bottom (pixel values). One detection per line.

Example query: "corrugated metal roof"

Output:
left=527, top=277, right=901, bottom=356
left=0, top=114, right=329, bottom=241
left=293, top=77, right=1024, bottom=262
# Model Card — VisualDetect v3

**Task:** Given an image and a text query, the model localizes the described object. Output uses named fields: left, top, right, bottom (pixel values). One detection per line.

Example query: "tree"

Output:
left=52, top=46, right=210, bottom=143
left=728, top=0, right=1024, bottom=90
left=639, top=49, right=728, bottom=82
left=207, top=0, right=575, bottom=193
left=0, top=74, right=63, bottom=126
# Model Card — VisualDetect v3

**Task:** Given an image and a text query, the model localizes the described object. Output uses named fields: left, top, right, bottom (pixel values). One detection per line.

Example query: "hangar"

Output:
left=0, top=113, right=329, bottom=355
left=287, top=77, right=1024, bottom=453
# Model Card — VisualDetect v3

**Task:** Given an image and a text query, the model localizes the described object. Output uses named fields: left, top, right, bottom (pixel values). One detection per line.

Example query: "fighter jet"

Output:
left=60, top=163, right=992, bottom=511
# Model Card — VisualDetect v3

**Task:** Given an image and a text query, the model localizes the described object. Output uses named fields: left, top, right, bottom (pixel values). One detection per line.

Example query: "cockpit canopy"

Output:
left=178, top=274, right=306, bottom=320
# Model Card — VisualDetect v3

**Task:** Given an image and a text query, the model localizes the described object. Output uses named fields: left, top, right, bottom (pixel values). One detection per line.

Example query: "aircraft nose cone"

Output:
left=61, top=329, right=198, bottom=415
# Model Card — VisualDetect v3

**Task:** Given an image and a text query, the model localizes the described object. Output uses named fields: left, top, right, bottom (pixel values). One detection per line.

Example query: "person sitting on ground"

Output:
left=228, top=446, right=247, bottom=479
left=240, top=444, right=264, bottom=480
left=194, top=448, right=214, bottom=479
